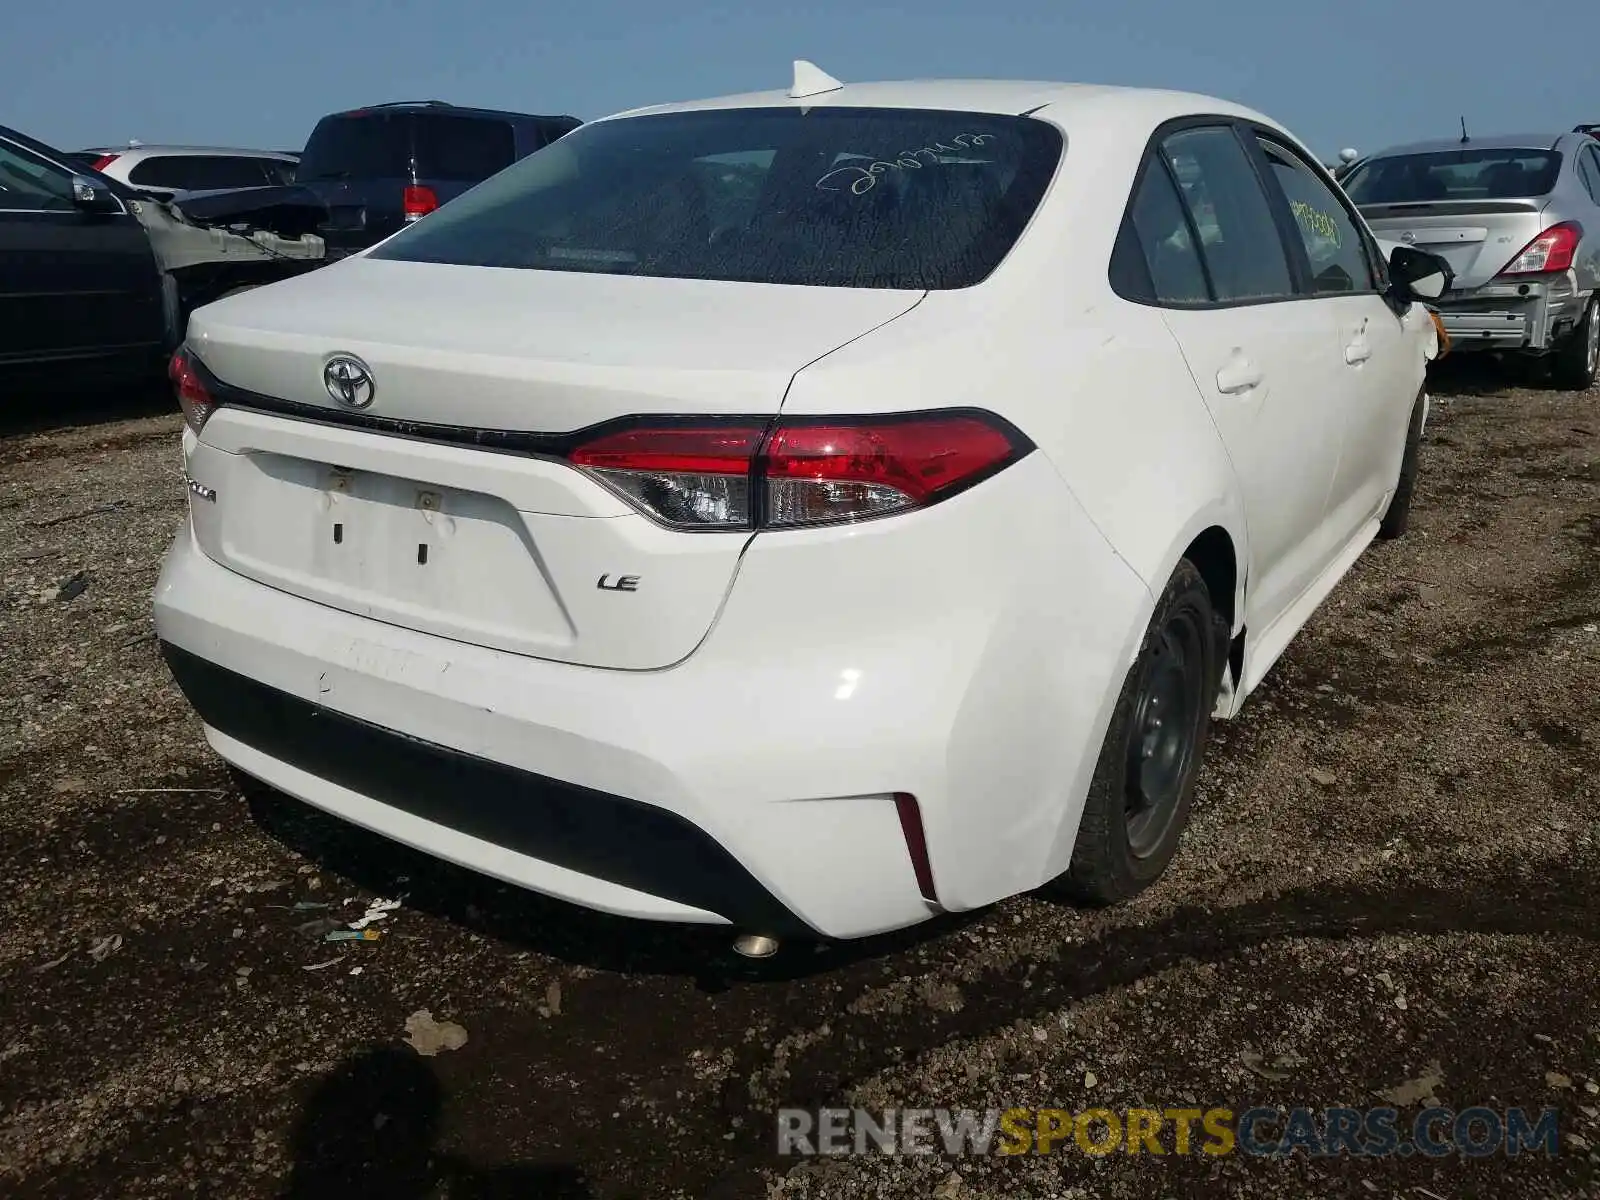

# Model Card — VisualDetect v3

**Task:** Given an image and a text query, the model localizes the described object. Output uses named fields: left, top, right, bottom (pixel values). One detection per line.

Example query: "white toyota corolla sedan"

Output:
left=153, top=66, right=1452, bottom=946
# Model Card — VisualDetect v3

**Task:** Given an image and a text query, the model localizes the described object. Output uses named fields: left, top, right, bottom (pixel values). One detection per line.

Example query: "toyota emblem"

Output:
left=323, top=355, right=375, bottom=409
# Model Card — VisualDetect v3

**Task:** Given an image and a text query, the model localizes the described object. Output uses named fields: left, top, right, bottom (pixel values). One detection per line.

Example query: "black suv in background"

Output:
left=294, top=101, right=580, bottom=255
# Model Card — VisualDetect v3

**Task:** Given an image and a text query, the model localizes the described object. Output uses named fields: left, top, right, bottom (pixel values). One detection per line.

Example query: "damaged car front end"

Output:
left=130, top=184, right=330, bottom=321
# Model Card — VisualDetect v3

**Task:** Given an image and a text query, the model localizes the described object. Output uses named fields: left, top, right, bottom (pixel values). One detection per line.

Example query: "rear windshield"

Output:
left=1343, top=148, right=1562, bottom=204
left=297, top=112, right=516, bottom=182
left=368, top=107, right=1064, bottom=289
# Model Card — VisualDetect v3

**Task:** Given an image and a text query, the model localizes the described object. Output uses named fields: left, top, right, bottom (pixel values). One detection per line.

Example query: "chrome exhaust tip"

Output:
left=731, top=933, right=780, bottom=959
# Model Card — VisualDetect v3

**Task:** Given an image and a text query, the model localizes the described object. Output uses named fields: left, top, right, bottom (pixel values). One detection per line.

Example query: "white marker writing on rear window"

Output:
left=815, top=134, right=995, bottom=195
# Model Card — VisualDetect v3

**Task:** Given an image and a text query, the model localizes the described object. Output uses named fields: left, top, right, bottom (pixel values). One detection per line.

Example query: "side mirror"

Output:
left=70, top=174, right=122, bottom=214
left=1388, top=245, right=1453, bottom=302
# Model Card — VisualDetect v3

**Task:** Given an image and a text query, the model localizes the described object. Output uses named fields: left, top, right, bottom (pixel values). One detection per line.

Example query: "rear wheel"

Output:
left=1551, top=297, right=1599, bottom=391
left=1058, top=559, right=1224, bottom=905
left=1378, top=391, right=1426, bottom=540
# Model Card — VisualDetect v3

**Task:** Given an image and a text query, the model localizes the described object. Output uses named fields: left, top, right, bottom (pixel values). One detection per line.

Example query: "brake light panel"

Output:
left=569, top=425, right=763, bottom=528
left=161, top=350, right=1033, bottom=532
left=1500, top=221, right=1583, bottom=275
left=169, top=347, right=217, bottom=435
left=565, top=411, right=1033, bottom=531
left=403, top=185, right=440, bottom=221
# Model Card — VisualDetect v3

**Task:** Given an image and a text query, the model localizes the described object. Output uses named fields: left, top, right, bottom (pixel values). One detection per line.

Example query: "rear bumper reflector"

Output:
left=893, top=792, right=939, bottom=905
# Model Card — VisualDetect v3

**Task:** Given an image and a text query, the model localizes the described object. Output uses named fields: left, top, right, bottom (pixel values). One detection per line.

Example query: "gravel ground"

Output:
left=1, top=364, right=1597, bottom=1198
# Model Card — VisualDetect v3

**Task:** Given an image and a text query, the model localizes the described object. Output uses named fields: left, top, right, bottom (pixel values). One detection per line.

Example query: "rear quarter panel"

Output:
left=780, top=100, right=1251, bottom=896
left=1557, top=155, right=1600, bottom=295
left=782, top=95, right=1249, bottom=629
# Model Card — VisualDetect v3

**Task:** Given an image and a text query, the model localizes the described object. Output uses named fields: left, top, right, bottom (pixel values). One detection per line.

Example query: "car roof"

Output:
left=1360, top=133, right=1569, bottom=157
left=321, top=102, right=580, bottom=125
left=76, top=144, right=299, bottom=159
left=599, top=77, right=1273, bottom=132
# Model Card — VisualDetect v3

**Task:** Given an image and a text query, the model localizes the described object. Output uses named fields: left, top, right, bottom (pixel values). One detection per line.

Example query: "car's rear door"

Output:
left=0, top=133, right=165, bottom=368
left=1573, top=142, right=1600, bottom=297
left=1123, top=122, right=1348, bottom=633
left=1250, top=133, right=1420, bottom=547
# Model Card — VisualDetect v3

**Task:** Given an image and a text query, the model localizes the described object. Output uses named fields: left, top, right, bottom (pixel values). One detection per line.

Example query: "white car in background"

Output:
left=70, top=144, right=299, bottom=201
left=153, top=65, right=1452, bottom=948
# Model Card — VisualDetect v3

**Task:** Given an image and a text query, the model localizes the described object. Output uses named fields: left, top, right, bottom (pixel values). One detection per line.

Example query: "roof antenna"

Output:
left=1459, top=116, right=1470, bottom=144
left=790, top=59, right=844, bottom=99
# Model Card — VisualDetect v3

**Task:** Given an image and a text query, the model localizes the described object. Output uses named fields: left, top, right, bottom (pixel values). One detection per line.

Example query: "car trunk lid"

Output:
left=1359, top=199, right=1551, bottom=291
left=183, top=258, right=922, bottom=669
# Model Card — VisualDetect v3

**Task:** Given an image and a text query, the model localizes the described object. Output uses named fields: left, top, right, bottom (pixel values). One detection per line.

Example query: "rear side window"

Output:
left=297, top=113, right=516, bottom=182
left=1256, top=138, right=1375, bottom=293
left=1121, top=163, right=1210, bottom=304
left=128, top=155, right=276, bottom=190
left=1578, top=145, right=1600, bottom=204
left=1343, top=148, right=1562, bottom=203
left=298, top=114, right=411, bottom=180
left=370, top=107, right=1064, bottom=290
left=539, top=118, right=581, bottom=147
left=1159, top=127, right=1293, bottom=302
left=412, top=115, right=515, bottom=180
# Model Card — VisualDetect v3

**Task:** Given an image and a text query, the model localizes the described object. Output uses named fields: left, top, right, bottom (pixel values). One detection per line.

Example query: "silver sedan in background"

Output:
left=1342, top=130, right=1600, bottom=388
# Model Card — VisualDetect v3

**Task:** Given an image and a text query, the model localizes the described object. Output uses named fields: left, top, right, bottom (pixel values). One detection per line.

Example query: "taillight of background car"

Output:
left=567, top=412, right=1033, bottom=531
left=91, top=154, right=120, bottom=172
left=1500, top=222, right=1583, bottom=275
left=402, top=185, right=440, bottom=222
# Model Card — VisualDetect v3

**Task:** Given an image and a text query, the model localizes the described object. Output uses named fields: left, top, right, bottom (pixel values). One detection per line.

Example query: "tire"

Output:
left=1378, top=390, right=1425, bottom=540
left=1551, top=297, right=1599, bottom=391
left=1058, top=559, right=1226, bottom=905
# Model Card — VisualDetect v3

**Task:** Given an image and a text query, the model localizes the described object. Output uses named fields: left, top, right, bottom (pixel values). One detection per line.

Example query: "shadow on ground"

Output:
left=1425, top=353, right=1543, bottom=396
left=282, top=1047, right=594, bottom=1199
left=1, top=380, right=173, bottom=437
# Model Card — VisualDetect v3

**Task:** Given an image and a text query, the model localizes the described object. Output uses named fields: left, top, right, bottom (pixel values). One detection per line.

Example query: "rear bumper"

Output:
left=152, top=452, right=1150, bottom=939
left=1433, top=274, right=1588, bottom=352
left=162, top=641, right=810, bottom=933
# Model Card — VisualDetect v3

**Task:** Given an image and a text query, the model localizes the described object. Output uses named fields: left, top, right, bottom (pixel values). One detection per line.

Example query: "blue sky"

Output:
left=9, top=0, right=1599, bottom=161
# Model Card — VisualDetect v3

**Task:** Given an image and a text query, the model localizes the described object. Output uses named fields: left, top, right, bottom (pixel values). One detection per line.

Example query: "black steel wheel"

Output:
left=1123, top=605, right=1207, bottom=859
left=1059, top=558, right=1225, bottom=905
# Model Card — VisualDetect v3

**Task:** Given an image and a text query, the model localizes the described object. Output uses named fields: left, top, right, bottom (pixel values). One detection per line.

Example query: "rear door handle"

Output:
left=1345, top=340, right=1372, bottom=365
left=1215, top=357, right=1264, bottom=395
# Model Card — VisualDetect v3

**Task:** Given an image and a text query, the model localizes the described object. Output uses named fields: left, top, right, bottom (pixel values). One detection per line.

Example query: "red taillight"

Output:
left=91, top=154, right=119, bottom=172
left=564, top=412, right=1029, bottom=530
left=402, top=185, right=439, bottom=220
left=1500, top=221, right=1583, bottom=275
left=569, top=425, right=765, bottom=528
left=568, top=425, right=764, bottom=475
left=763, top=415, right=1020, bottom=527
left=169, top=347, right=217, bottom=434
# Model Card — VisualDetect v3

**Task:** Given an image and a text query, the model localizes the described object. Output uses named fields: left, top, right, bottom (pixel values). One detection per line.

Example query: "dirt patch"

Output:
left=1, top=370, right=1597, bottom=1198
